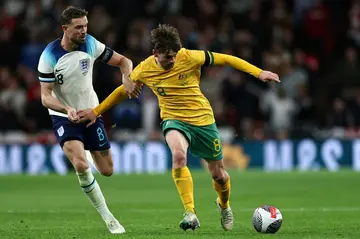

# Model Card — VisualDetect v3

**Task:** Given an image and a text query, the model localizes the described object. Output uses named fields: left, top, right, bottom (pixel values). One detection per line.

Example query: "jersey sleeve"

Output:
left=37, top=48, right=56, bottom=83
left=186, top=49, right=213, bottom=66
left=86, top=34, right=113, bottom=62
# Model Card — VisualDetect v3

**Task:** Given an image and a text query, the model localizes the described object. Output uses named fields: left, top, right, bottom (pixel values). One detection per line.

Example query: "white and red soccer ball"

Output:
left=252, top=205, right=283, bottom=233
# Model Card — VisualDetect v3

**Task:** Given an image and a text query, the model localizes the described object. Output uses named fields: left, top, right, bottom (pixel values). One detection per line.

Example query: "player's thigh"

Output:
left=62, top=140, right=88, bottom=171
left=51, top=115, right=85, bottom=148
left=190, top=123, right=223, bottom=161
left=83, top=117, right=113, bottom=175
left=83, top=117, right=111, bottom=151
left=162, top=120, right=191, bottom=159
left=90, top=149, right=113, bottom=176
left=51, top=115, right=88, bottom=171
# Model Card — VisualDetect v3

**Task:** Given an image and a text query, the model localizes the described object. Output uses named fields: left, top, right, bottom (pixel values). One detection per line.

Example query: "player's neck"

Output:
left=154, top=57, right=166, bottom=70
left=154, top=57, right=161, bottom=67
left=61, top=37, right=79, bottom=52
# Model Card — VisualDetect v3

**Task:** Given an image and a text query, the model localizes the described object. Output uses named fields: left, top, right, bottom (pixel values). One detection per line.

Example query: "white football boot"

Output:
left=216, top=198, right=234, bottom=231
left=106, top=218, right=126, bottom=234
left=179, top=212, right=200, bottom=231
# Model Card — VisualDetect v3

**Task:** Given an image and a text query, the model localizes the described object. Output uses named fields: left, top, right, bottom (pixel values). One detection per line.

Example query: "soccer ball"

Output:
left=252, top=205, right=283, bottom=233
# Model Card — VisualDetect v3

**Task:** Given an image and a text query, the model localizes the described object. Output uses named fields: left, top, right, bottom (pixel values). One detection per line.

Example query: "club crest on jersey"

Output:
left=178, top=73, right=187, bottom=80
left=79, top=58, right=90, bottom=75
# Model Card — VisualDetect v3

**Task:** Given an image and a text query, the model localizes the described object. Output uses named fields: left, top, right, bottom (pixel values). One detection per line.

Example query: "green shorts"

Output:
left=161, top=120, right=223, bottom=160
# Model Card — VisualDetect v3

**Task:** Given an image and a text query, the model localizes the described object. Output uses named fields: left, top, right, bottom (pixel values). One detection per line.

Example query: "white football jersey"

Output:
left=37, top=34, right=113, bottom=117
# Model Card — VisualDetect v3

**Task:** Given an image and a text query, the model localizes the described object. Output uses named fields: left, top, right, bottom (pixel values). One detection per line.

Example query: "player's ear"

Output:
left=153, top=49, right=158, bottom=57
left=61, top=25, right=68, bottom=32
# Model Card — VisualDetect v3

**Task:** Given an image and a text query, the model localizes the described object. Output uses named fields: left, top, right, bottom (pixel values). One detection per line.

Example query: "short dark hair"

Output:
left=151, top=24, right=182, bottom=53
left=60, top=6, right=88, bottom=25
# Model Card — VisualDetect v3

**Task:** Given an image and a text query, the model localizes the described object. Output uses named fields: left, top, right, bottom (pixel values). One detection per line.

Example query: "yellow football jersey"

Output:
left=130, top=48, right=215, bottom=126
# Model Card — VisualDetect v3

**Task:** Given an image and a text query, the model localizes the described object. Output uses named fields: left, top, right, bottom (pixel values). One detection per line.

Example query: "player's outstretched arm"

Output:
left=93, top=85, right=128, bottom=117
left=92, top=83, right=141, bottom=117
left=77, top=84, right=141, bottom=127
left=106, top=51, right=137, bottom=97
left=77, top=51, right=142, bottom=127
left=107, top=51, right=133, bottom=79
left=210, top=52, right=280, bottom=83
left=40, top=82, right=79, bottom=122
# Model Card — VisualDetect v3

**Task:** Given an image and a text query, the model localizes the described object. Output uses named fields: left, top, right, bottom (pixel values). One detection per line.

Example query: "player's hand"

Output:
left=258, top=71, right=281, bottom=83
left=66, top=107, right=80, bottom=123
left=129, top=83, right=143, bottom=98
left=77, top=108, right=97, bottom=128
left=123, top=76, right=143, bottom=99
left=123, top=76, right=136, bottom=99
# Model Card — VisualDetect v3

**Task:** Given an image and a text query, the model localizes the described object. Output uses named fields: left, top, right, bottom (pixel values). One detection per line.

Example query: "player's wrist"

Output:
left=93, top=108, right=100, bottom=117
left=256, top=70, right=264, bottom=79
left=122, top=75, right=132, bottom=83
left=64, top=106, right=73, bottom=113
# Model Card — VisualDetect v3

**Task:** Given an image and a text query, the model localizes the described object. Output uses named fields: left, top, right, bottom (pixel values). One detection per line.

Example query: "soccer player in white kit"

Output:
left=37, top=6, right=137, bottom=234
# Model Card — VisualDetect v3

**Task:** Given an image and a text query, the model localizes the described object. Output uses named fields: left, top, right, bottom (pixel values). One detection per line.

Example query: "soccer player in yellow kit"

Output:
left=78, top=24, right=280, bottom=231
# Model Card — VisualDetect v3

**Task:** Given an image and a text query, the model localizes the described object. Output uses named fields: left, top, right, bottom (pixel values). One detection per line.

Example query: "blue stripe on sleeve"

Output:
left=86, top=34, right=96, bottom=57
left=39, top=77, right=56, bottom=82
left=43, top=48, right=57, bottom=68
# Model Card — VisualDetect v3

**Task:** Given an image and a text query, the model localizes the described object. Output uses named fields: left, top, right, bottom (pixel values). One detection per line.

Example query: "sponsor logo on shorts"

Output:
left=213, top=151, right=222, bottom=158
left=99, top=142, right=107, bottom=147
left=57, top=126, right=64, bottom=137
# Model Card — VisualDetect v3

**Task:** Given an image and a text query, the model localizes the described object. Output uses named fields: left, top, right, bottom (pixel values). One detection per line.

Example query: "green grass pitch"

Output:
left=0, top=170, right=359, bottom=238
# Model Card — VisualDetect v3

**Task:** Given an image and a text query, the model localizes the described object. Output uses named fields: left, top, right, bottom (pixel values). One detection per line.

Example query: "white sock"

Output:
left=77, top=168, right=114, bottom=222
left=85, top=150, right=99, bottom=173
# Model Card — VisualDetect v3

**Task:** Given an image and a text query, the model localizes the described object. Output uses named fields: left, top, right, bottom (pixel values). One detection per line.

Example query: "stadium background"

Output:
left=1, top=0, right=360, bottom=173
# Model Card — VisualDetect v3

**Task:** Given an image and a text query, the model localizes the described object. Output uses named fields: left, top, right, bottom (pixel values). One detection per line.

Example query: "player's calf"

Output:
left=207, top=160, right=233, bottom=230
left=77, top=167, right=125, bottom=233
left=76, top=167, right=113, bottom=221
left=90, top=149, right=114, bottom=177
left=208, top=162, right=228, bottom=185
left=63, top=141, right=123, bottom=233
left=97, top=166, right=113, bottom=177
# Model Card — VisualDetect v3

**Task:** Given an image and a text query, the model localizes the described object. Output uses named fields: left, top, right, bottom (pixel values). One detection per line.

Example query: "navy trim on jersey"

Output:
left=98, top=47, right=114, bottom=63
left=44, top=38, right=87, bottom=65
left=39, top=72, right=55, bottom=78
left=44, top=39, right=68, bottom=65
left=38, top=71, right=56, bottom=82
left=42, top=34, right=98, bottom=67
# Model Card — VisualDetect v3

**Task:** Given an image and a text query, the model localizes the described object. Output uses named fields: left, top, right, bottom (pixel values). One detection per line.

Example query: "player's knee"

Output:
left=172, top=149, right=187, bottom=167
left=73, top=158, right=89, bottom=173
left=209, top=163, right=228, bottom=184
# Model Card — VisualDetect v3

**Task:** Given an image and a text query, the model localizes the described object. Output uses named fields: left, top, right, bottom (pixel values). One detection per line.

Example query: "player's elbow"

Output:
left=119, top=57, right=133, bottom=69
left=41, top=94, right=49, bottom=108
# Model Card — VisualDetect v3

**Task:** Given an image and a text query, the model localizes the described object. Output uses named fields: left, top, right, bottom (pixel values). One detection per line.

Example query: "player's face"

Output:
left=155, top=50, right=177, bottom=70
left=63, top=16, right=88, bottom=45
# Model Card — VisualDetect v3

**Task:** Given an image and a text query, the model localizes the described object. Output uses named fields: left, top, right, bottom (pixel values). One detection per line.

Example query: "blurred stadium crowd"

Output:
left=1, top=0, right=360, bottom=143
